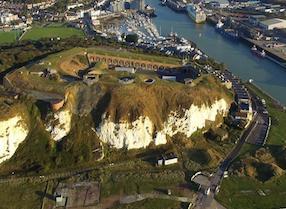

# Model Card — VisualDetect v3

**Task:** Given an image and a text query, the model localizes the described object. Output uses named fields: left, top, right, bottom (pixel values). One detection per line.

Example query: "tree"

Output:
left=125, top=34, right=138, bottom=43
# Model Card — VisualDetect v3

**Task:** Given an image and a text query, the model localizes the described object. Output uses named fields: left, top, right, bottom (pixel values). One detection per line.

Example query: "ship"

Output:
left=165, top=0, right=186, bottom=12
left=186, top=3, right=206, bottom=24
left=215, top=20, right=224, bottom=31
left=251, top=45, right=266, bottom=58
left=216, top=20, right=239, bottom=41
left=161, top=0, right=166, bottom=6
left=144, top=4, right=157, bottom=17
left=223, top=29, right=239, bottom=40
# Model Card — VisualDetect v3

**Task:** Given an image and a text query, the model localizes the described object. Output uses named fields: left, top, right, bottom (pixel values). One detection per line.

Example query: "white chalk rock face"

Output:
left=0, top=116, right=29, bottom=163
left=97, top=99, right=229, bottom=149
left=96, top=115, right=165, bottom=150
left=161, top=99, right=229, bottom=138
left=46, top=109, right=72, bottom=141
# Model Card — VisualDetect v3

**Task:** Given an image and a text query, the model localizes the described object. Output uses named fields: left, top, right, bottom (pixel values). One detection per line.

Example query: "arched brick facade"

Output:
left=87, top=54, right=179, bottom=70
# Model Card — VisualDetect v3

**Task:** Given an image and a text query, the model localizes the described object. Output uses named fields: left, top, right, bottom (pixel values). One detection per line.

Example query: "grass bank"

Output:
left=216, top=82, right=286, bottom=209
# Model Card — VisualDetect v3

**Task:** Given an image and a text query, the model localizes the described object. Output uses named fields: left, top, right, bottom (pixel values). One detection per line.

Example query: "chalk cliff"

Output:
left=46, top=109, right=72, bottom=141
left=97, top=99, right=229, bottom=149
left=0, top=115, right=29, bottom=163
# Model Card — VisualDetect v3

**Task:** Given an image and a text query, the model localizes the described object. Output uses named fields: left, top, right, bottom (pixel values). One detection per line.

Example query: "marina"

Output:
left=146, top=0, right=286, bottom=105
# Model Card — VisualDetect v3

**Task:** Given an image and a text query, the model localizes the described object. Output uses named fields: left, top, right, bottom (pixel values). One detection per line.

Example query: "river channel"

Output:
left=147, top=0, right=286, bottom=105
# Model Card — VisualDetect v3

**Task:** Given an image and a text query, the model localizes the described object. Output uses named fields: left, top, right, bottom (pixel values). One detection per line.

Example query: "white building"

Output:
left=157, top=153, right=178, bottom=166
left=0, top=13, right=19, bottom=24
left=67, top=3, right=84, bottom=10
left=259, top=18, right=286, bottom=30
left=110, top=0, right=125, bottom=13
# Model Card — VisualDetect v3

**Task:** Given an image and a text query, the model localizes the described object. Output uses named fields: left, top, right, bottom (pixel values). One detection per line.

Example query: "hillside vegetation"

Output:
left=216, top=83, right=286, bottom=209
left=0, top=47, right=234, bottom=176
left=101, top=75, right=232, bottom=128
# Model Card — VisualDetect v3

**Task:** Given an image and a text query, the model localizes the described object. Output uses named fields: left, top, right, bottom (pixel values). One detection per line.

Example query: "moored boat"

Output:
left=186, top=3, right=206, bottom=24
left=251, top=45, right=266, bottom=58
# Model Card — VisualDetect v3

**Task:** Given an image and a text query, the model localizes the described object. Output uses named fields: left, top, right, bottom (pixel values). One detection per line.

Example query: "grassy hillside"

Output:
left=1, top=47, right=233, bottom=176
left=216, top=83, right=286, bottom=209
left=98, top=74, right=233, bottom=129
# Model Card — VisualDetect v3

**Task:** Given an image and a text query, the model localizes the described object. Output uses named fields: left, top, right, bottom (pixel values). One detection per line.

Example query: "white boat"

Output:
left=186, top=3, right=206, bottom=24
left=251, top=45, right=266, bottom=58
left=251, top=45, right=257, bottom=51
left=216, top=20, right=224, bottom=30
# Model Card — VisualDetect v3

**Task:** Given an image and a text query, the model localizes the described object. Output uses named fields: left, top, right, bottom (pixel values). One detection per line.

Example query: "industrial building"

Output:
left=248, top=15, right=267, bottom=26
left=55, top=182, right=100, bottom=208
left=0, top=12, right=19, bottom=24
left=259, top=18, right=286, bottom=30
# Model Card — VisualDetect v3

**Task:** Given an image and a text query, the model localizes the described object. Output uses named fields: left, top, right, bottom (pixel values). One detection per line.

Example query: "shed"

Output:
left=157, top=153, right=178, bottom=166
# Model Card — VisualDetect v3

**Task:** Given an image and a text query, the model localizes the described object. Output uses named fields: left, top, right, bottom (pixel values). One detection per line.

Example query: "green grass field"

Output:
left=0, top=30, right=20, bottom=45
left=22, top=24, right=84, bottom=41
left=216, top=83, right=286, bottom=209
left=217, top=175, right=286, bottom=209
left=0, top=182, right=46, bottom=209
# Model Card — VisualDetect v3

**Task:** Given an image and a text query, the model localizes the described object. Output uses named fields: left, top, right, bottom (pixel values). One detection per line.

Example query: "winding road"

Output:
left=192, top=88, right=271, bottom=209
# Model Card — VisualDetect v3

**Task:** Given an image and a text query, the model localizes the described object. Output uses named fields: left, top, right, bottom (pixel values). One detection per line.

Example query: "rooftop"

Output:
left=260, top=18, right=286, bottom=26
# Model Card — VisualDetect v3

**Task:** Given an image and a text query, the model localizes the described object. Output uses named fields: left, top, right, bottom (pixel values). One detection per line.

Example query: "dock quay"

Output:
left=241, top=37, right=286, bottom=70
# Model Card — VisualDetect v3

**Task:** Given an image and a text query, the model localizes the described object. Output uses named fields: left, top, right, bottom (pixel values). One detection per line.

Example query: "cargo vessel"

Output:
left=186, top=3, right=206, bottom=24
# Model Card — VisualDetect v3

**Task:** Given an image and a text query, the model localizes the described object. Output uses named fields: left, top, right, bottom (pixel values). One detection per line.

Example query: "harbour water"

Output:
left=146, top=0, right=286, bottom=105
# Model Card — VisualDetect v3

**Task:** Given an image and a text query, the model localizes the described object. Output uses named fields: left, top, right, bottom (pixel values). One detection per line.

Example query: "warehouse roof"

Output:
left=260, top=18, right=286, bottom=26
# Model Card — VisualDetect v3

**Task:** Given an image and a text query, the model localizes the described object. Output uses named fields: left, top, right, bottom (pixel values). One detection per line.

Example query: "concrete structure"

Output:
left=118, top=76, right=135, bottom=84
left=83, top=74, right=99, bottom=86
left=50, top=99, right=65, bottom=112
left=138, top=0, right=145, bottom=11
left=157, top=153, right=178, bottom=166
left=157, top=66, right=201, bottom=83
left=144, top=78, right=155, bottom=84
left=54, top=181, right=100, bottom=208
left=259, top=18, right=286, bottom=30
left=55, top=195, right=67, bottom=207
left=162, top=75, right=176, bottom=81
left=115, top=66, right=136, bottom=73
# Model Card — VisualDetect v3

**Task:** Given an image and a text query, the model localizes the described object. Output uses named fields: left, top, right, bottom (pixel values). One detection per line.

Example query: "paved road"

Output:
left=192, top=90, right=270, bottom=209
left=246, top=92, right=271, bottom=146
left=120, top=193, right=196, bottom=204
